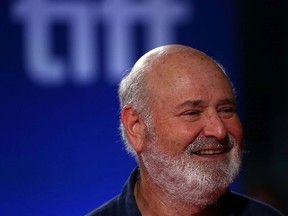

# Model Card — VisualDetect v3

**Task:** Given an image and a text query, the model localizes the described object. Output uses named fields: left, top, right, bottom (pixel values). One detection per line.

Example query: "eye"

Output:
left=183, top=110, right=201, bottom=116
left=218, top=107, right=235, bottom=118
left=180, top=110, right=201, bottom=121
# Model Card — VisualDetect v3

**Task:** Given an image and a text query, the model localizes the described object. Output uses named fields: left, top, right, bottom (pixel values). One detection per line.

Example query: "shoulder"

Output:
left=227, top=191, right=284, bottom=216
left=85, top=168, right=141, bottom=216
left=85, top=196, right=120, bottom=216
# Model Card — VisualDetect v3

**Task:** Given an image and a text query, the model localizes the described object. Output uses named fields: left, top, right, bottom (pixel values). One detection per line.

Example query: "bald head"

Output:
left=118, top=44, right=234, bottom=158
left=132, top=45, right=209, bottom=76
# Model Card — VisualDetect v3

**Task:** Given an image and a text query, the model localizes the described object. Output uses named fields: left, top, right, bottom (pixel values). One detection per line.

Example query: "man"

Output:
left=87, top=45, right=283, bottom=216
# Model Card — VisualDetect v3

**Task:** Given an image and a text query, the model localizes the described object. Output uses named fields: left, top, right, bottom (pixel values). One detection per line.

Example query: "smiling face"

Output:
left=144, top=50, right=243, bottom=155
left=138, top=47, right=243, bottom=205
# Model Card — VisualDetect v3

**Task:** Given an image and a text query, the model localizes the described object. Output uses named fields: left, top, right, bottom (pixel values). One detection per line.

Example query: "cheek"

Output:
left=226, top=118, right=243, bottom=146
left=155, top=121, right=202, bottom=153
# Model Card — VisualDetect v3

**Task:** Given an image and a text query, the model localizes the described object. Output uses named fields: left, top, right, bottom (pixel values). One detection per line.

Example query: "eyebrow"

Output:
left=218, top=98, right=237, bottom=106
left=176, top=100, right=206, bottom=109
left=176, top=98, right=236, bottom=109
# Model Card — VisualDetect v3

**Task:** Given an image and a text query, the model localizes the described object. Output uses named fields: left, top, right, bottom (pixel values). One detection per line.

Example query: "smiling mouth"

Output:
left=193, top=147, right=231, bottom=156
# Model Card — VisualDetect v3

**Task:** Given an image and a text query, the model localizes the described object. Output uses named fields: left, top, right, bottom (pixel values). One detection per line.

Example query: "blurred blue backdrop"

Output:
left=1, top=0, right=243, bottom=215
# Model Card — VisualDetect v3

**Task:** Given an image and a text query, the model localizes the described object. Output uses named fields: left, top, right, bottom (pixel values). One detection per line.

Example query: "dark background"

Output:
left=0, top=0, right=287, bottom=215
left=241, top=0, right=288, bottom=214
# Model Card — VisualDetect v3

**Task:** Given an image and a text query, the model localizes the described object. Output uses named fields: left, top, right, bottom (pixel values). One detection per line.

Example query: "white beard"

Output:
left=140, top=134, right=242, bottom=207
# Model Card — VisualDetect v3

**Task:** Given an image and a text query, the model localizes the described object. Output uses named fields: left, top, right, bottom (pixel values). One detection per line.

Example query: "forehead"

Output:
left=145, top=51, right=234, bottom=106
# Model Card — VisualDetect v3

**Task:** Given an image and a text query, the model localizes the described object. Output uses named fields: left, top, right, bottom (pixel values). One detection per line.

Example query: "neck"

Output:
left=134, top=175, right=224, bottom=216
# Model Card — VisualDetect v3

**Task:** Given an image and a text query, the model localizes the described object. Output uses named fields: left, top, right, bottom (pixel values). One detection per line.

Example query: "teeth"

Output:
left=195, top=149, right=223, bottom=155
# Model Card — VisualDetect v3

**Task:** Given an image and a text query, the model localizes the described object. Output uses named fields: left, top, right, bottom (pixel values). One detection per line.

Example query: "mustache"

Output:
left=186, top=134, right=236, bottom=155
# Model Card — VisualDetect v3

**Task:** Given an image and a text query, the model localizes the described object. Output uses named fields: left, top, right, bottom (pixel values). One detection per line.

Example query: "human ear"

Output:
left=121, top=105, right=146, bottom=153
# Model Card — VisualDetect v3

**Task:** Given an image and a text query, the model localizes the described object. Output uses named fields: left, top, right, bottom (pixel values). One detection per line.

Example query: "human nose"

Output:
left=203, top=112, right=227, bottom=140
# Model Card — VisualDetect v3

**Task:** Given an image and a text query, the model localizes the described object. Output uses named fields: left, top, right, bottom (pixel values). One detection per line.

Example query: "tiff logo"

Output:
left=12, top=0, right=192, bottom=86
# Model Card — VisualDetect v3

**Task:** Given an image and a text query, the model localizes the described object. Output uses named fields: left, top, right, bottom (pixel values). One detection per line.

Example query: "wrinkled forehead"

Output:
left=145, top=50, right=230, bottom=92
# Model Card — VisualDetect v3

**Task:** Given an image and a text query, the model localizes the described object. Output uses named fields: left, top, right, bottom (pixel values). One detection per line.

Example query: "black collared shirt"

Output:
left=86, top=167, right=284, bottom=216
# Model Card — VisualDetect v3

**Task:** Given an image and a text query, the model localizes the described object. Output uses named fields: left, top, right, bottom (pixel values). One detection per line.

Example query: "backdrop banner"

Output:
left=0, top=1, right=240, bottom=215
